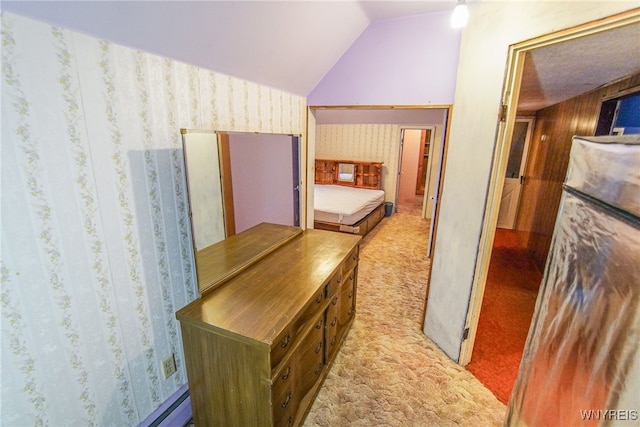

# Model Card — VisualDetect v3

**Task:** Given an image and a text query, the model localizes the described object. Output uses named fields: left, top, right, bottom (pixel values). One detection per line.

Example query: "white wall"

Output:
left=1, top=11, right=305, bottom=425
left=424, top=1, right=639, bottom=362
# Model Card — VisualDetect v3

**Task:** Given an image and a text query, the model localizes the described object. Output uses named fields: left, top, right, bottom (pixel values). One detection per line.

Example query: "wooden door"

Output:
left=415, top=129, right=432, bottom=195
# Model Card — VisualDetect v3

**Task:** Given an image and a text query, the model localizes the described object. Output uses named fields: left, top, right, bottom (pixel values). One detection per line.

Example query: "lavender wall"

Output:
left=315, top=108, right=446, bottom=125
left=308, top=11, right=461, bottom=106
left=229, top=133, right=295, bottom=233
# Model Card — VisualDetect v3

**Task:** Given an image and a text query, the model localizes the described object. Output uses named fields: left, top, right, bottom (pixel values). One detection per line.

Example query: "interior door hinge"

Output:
left=499, top=104, right=507, bottom=122
left=462, top=327, right=470, bottom=340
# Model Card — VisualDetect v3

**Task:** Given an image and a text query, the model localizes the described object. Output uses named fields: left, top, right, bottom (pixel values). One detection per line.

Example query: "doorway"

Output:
left=460, top=10, right=640, bottom=368
left=496, top=118, right=533, bottom=229
left=397, top=128, right=433, bottom=216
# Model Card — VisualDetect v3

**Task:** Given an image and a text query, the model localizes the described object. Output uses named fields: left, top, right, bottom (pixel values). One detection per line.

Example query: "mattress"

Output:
left=314, top=184, right=385, bottom=225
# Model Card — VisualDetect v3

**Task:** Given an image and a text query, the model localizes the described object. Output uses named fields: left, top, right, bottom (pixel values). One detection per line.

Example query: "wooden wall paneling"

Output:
left=516, top=72, right=640, bottom=270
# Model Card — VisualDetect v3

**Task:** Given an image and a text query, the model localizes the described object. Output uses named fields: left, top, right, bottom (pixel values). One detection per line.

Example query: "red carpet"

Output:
left=466, top=229, right=542, bottom=404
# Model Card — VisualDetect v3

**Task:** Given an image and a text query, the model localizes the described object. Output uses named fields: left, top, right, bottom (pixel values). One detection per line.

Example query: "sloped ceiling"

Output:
left=1, top=0, right=457, bottom=96
left=3, top=1, right=638, bottom=108
left=518, top=21, right=640, bottom=112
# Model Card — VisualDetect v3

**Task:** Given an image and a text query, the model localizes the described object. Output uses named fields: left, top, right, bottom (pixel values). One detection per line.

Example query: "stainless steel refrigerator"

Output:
left=506, top=135, right=640, bottom=427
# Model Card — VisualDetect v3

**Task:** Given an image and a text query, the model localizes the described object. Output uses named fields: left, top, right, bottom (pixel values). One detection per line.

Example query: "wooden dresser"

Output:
left=176, top=223, right=361, bottom=426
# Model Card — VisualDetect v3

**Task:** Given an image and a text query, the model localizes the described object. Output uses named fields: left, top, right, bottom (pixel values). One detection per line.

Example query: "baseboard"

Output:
left=139, top=384, right=192, bottom=427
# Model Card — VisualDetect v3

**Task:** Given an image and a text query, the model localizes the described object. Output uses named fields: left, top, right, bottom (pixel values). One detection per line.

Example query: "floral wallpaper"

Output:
left=315, top=124, right=401, bottom=202
left=1, top=11, right=305, bottom=426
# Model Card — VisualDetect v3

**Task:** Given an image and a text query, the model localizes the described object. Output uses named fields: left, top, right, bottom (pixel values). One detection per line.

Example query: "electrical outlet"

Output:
left=161, top=354, right=176, bottom=379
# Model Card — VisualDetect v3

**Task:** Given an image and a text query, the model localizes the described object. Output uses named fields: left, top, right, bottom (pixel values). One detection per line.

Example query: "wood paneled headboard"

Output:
left=315, top=159, right=383, bottom=190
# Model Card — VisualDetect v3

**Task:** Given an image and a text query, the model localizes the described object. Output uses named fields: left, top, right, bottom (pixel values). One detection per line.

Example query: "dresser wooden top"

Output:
left=177, top=226, right=361, bottom=346
left=195, top=222, right=302, bottom=294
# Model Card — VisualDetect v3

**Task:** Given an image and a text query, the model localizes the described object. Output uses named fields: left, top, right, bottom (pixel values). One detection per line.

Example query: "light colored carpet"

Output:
left=304, top=212, right=506, bottom=427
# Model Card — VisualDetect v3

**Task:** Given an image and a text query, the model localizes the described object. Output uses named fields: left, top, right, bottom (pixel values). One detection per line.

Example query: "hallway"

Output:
left=396, top=194, right=424, bottom=216
left=466, top=228, right=543, bottom=404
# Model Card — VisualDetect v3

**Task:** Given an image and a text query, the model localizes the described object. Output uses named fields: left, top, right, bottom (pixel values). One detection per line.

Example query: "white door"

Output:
left=496, top=118, right=533, bottom=229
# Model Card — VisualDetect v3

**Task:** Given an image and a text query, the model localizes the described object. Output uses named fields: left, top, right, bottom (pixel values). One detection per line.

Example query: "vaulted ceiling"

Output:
left=3, top=1, right=639, bottom=111
left=1, top=0, right=459, bottom=96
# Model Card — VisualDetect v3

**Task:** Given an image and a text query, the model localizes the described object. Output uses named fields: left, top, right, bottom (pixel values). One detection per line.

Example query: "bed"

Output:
left=314, top=159, right=386, bottom=236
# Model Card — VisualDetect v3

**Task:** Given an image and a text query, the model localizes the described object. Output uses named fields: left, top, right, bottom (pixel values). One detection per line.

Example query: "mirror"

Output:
left=182, top=130, right=226, bottom=251
left=337, top=163, right=355, bottom=182
left=181, top=129, right=303, bottom=294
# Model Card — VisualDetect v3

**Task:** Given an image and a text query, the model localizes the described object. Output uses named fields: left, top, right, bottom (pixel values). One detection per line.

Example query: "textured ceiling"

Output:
left=518, top=22, right=640, bottom=112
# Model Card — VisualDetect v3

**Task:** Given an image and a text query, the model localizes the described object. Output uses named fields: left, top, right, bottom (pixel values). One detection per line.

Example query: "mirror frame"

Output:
left=181, top=128, right=305, bottom=295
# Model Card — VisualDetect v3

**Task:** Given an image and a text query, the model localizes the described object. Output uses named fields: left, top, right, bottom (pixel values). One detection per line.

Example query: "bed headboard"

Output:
left=315, top=159, right=383, bottom=190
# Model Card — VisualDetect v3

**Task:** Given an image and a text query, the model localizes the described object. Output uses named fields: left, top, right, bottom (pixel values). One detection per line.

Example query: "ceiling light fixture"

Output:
left=451, top=0, right=469, bottom=29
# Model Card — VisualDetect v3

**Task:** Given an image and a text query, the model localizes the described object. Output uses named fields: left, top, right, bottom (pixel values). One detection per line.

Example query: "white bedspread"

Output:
left=314, top=184, right=385, bottom=225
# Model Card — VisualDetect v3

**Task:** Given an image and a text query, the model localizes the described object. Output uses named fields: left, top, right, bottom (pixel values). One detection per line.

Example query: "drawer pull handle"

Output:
left=314, top=363, right=322, bottom=375
left=348, top=307, right=354, bottom=316
left=331, top=336, right=337, bottom=346
left=281, top=366, right=291, bottom=380
left=281, top=392, right=292, bottom=408
left=349, top=291, right=353, bottom=299
left=337, top=275, right=342, bottom=283
left=286, top=416, right=293, bottom=427
left=316, top=319, right=323, bottom=329
left=315, top=294, right=322, bottom=304
left=331, top=317, right=337, bottom=327
left=332, top=297, right=338, bottom=306
left=280, top=334, right=291, bottom=348
left=350, top=273, right=354, bottom=280
left=315, top=342, right=323, bottom=353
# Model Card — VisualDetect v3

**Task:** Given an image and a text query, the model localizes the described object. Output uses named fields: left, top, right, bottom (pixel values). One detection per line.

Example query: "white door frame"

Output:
left=458, top=10, right=640, bottom=365
left=395, top=126, right=436, bottom=215
left=421, top=126, right=438, bottom=219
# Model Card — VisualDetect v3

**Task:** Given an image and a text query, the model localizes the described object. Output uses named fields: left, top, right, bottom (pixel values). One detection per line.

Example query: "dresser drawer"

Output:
left=337, top=279, right=355, bottom=330
left=271, top=288, right=325, bottom=370
left=272, top=311, right=324, bottom=396
left=343, top=246, right=359, bottom=273
left=272, top=362, right=295, bottom=405
left=342, top=267, right=356, bottom=296
left=325, top=300, right=339, bottom=360
left=272, top=311, right=325, bottom=427
left=273, top=387, right=298, bottom=427
left=325, top=247, right=358, bottom=299
left=326, top=270, right=356, bottom=361
left=323, top=269, right=343, bottom=304
left=296, top=320, right=325, bottom=397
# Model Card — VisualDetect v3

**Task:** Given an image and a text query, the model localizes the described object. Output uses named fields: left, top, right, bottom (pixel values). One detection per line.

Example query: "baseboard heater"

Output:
left=139, top=384, right=192, bottom=427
